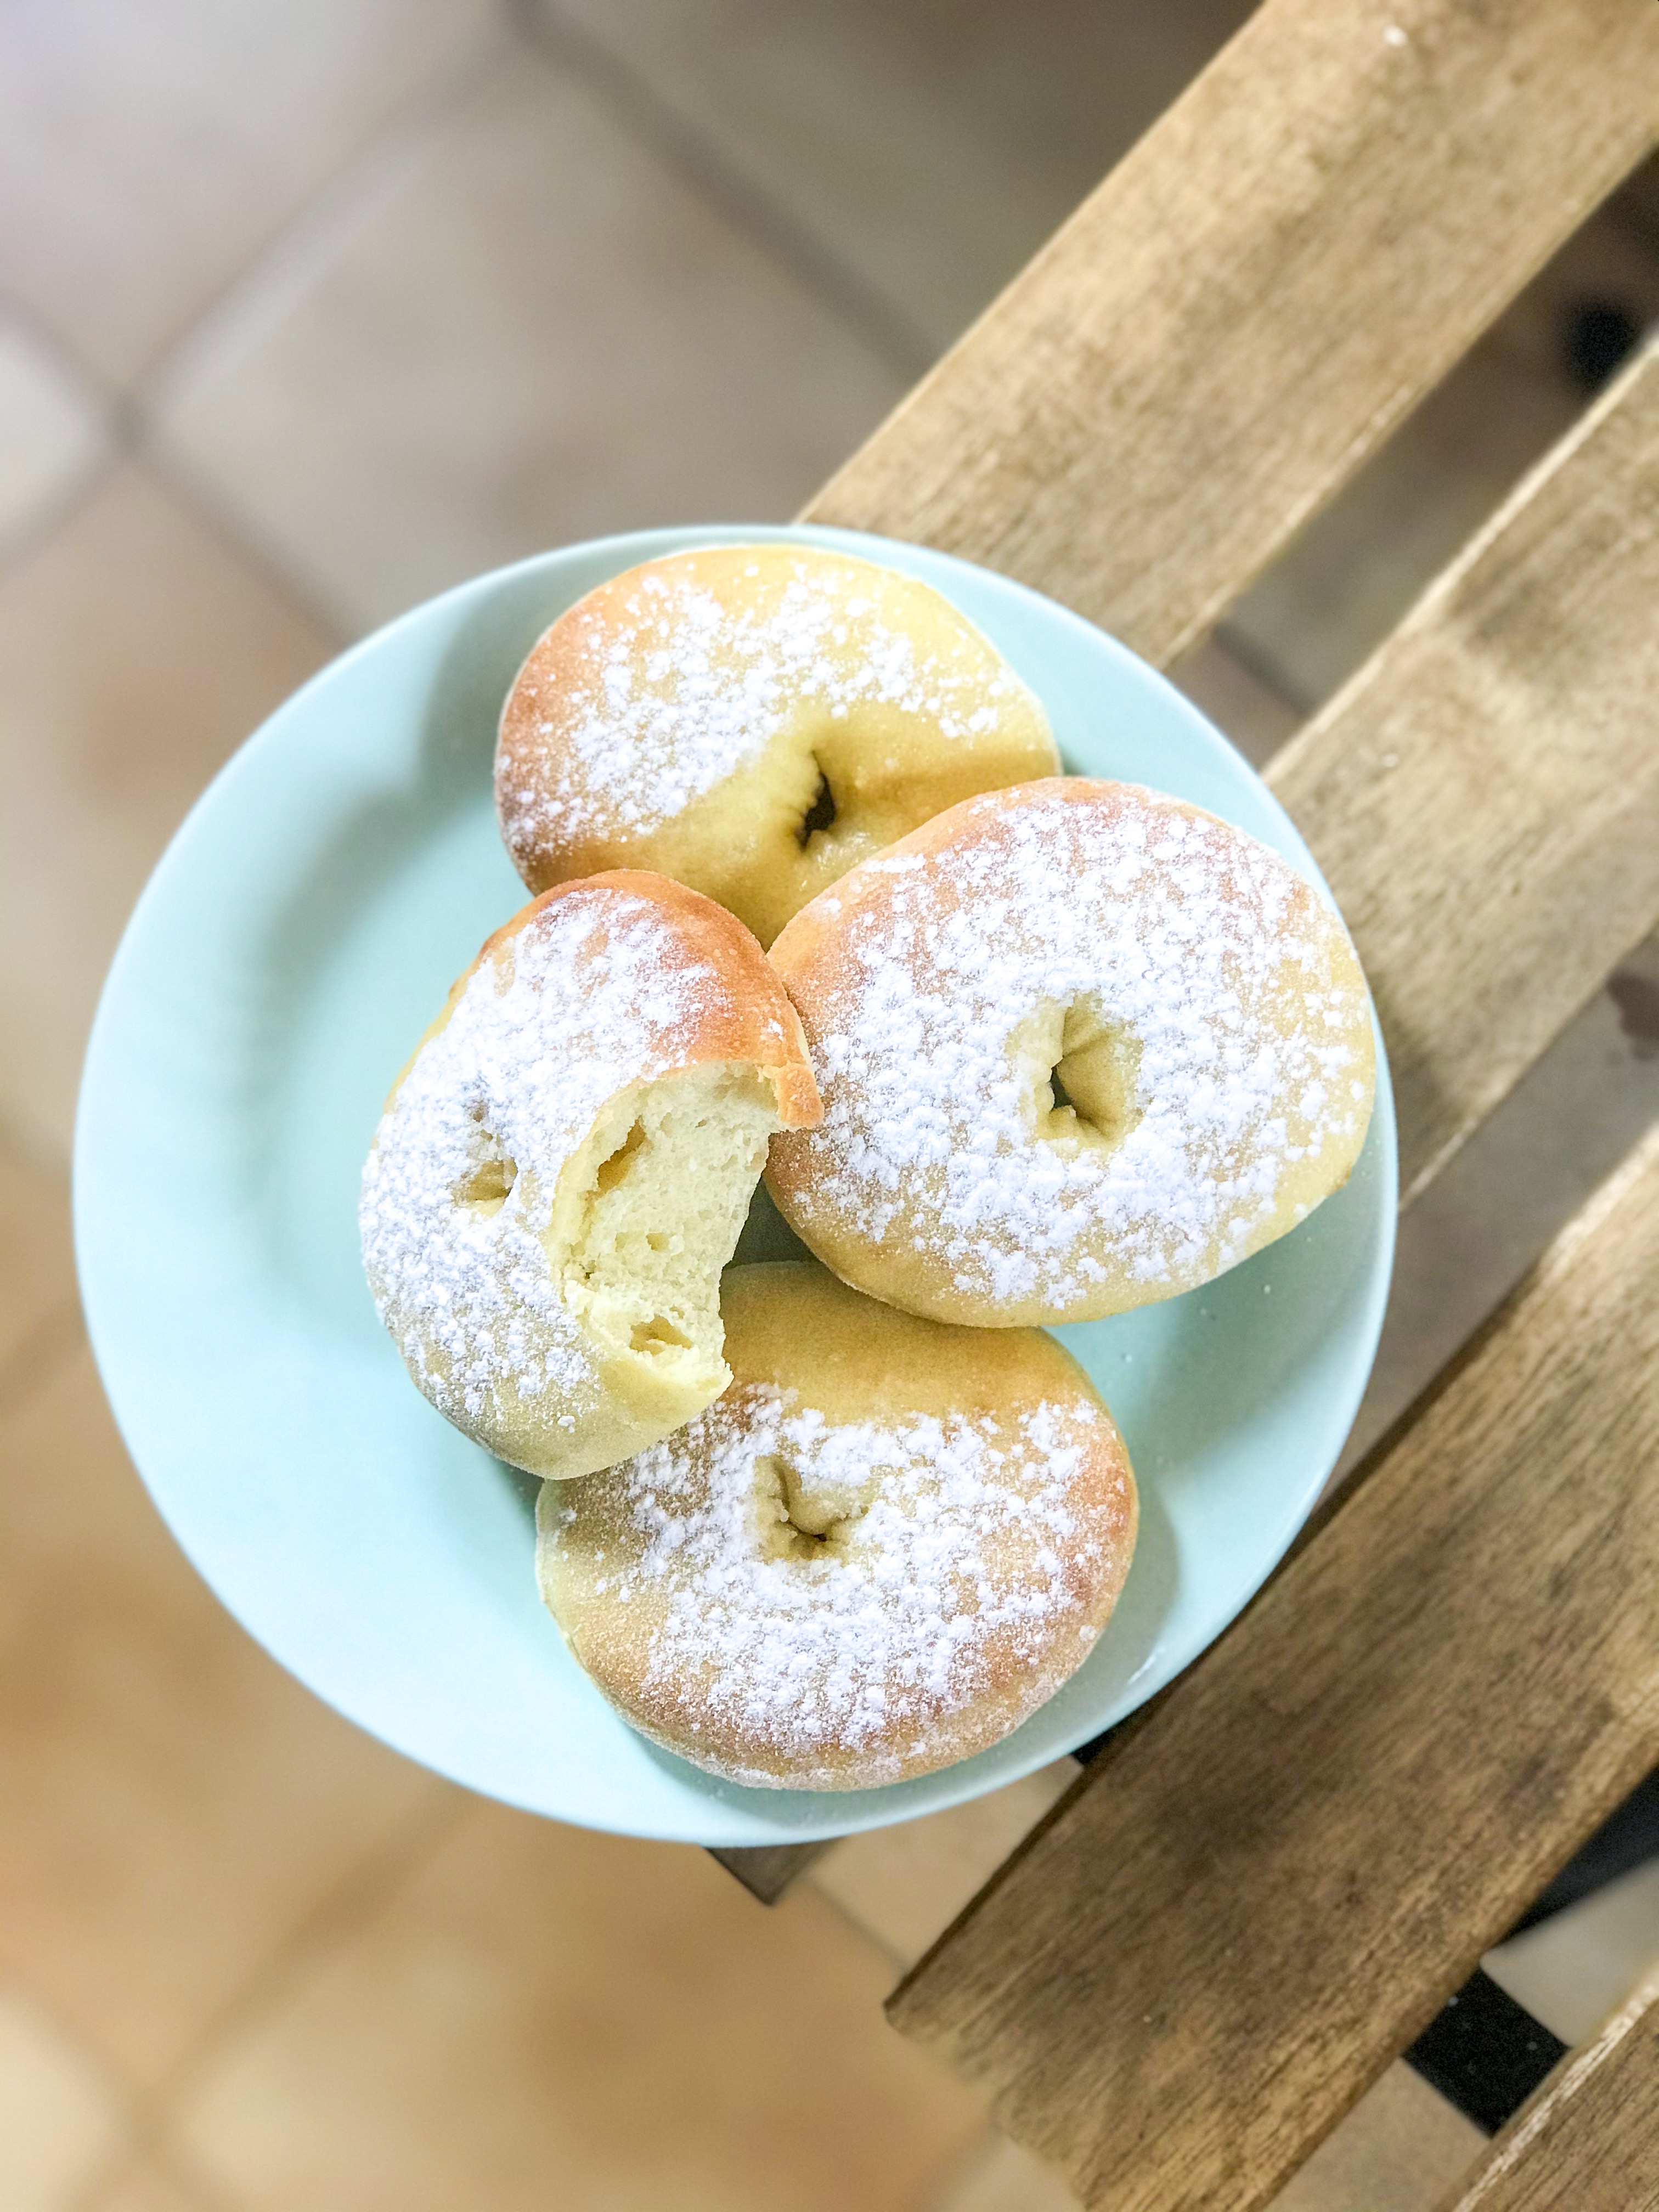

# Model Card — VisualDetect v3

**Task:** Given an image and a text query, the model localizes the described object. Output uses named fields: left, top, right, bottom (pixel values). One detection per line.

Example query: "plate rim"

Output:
left=74, top=519, right=1398, bottom=1843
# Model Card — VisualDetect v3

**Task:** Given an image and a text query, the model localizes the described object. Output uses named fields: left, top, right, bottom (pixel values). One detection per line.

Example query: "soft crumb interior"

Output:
left=554, top=1066, right=779, bottom=1380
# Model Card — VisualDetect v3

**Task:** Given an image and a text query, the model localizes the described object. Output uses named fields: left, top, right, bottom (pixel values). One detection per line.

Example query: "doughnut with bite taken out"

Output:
left=359, top=873, right=820, bottom=1482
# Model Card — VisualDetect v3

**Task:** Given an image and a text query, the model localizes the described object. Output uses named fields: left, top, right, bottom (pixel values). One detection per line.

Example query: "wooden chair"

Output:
left=716, top=2, right=1659, bottom=2204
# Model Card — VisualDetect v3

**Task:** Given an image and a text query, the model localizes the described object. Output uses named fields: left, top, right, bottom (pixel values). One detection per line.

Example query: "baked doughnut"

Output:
left=537, top=1261, right=1137, bottom=1789
left=495, top=543, right=1058, bottom=947
left=766, top=778, right=1375, bottom=1327
left=359, top=873, right=820, bottom=1481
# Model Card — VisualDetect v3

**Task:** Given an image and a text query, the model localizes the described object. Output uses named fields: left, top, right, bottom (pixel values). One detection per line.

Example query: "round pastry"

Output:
left=495, top=542, right=1058, bottom=947
left=537, top=1261, right=1137, bottom=1790
left=766, top=778, right=1376, bottom=1327
left=359, top=873, right=820, bottom=1482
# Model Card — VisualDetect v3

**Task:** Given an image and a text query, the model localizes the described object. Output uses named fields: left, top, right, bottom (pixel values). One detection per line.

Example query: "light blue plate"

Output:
left=75, top=523, right=1395, bottom=1845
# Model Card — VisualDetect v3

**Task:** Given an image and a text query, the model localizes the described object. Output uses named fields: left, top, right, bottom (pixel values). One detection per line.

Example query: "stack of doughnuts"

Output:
left=362, top=541, right=1376, bottom=1792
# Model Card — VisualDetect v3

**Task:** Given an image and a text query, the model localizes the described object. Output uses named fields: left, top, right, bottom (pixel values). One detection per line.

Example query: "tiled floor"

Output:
left=172, top=1809, right=983, bottom=2212
left=0, top=0, right=500, bottom=389
left=0, top=461, right=338, bottom=1156
left=3, top=3, right=1656, bottom=2208
left=151, top=48, right=910, bottom=634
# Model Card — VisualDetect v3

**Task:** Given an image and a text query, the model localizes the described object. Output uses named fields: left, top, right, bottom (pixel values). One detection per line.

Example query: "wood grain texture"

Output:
left=1433, top=1964, right=1659, bottom=2212
left=725, top=334, right=1659, bottom=1914
left=725, top=347, right=1658, bottom=1893
left=721, top=0, right=1659, bottom=1909
left=888, top=1122, right=1659, bottom=2212
left=805, top=0, right=1658, bottom=668
left=1268, top=343, right=1659, bottom=1200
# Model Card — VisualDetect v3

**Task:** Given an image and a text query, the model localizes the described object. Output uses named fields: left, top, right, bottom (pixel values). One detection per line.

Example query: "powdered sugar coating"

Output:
left=361, top=889, right=701, bottom=1432
left=768, top=780, right=1375, bottom=1323
left=540, top=1381, right=1133, bottom=1788
left=358, top=874, right=814, bottom=1478
left=496, top=545, right=1031, bottom=853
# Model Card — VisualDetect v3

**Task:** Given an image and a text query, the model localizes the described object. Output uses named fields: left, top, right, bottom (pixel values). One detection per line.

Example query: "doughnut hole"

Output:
left=770, top=711, right=1053, bottom=945
left=583, top=707, right=1058, bottom=950
left=753, top=1451, right=874, bottom=1562
left=1017, top=999, right=1144, bottom=1154
left=795, top=757, right=838, bottom=848
left=495, top=543, right=1061, bottom=951
left=550, top=1064, right=780, bottom=1435
left=455, top=1142, right=516, bottom=1216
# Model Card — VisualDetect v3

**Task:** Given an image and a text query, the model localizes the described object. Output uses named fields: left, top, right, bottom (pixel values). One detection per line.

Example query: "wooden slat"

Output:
left=720, top=342, right=1659, bottom=1905
left=724, top=4, right=1659, bottom=1909
left=1433, top=1965, right=1659, bottom=2212
left=707, top=1842, right=823, bottom=1905
left=887, top=1120, right=1659, bottom=2212
left=1266, top=344, right=1659, bottom=1198
left=806, top=0, right=1658, bottom=667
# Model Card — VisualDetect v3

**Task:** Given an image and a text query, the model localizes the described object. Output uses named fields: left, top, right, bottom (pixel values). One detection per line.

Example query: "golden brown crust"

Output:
left=766, top=778, right=1376, bottom=1325
left=410, top=871, right=821, bottom=1131
left=537, top=1262, right=1139, bottom=1790
left=360, top=874, right=822, bottom=1482
left=495, top=544, right=1059, bottom=946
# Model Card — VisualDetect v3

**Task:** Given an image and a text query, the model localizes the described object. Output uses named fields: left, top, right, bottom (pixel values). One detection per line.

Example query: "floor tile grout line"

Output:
left=0, top=1115, right=89, bottom=1411
left=41, top=1786, right=471, bottom=2212
left=798, top=1869, right=912, bottom=1978
left=0, top=448, right=122, bottom=577
left=0, top=289, right=127, bottom=574
left=3, top=10, right=506, bottom=603
left=64, top=2124, right=249, bottom=2212
left=0, top=1105, right=79, bottom=1181
left=0, top=285, right=110, bottom=398
left=114, top=18, right=518, bottom=435
left=0, top=286, right=123, bottom=422
left=914, top=2127, right=1000, bottom=2212
left=85, top=20, right=522, bottom=645
left=0, top=1971, right=160, bottom=2211
left=132, top=437, right=356, bottom=647
left=141, top=1780, right=470, bottom=2117
left=0, top=280, right=346, bottom=636
left=520, top=0, right=940, bottom=385
left=54, top=0, right=942, bottom=646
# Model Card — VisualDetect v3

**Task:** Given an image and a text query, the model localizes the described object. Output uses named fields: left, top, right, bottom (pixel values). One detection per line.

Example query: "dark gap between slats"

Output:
left=1508, top=1768, right=1659, bottom=1934
left=1402, top=1969, right=1566, bottom=2134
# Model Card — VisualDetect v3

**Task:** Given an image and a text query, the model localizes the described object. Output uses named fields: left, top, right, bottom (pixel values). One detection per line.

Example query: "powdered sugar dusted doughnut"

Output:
left=537, top=1262, right=1137, bottom=1789
left=360, top=873, right=820, bottom=1482
left=495, top=543, right=1058, bottom=947
left=766, top=780, right=1375, bottom=1327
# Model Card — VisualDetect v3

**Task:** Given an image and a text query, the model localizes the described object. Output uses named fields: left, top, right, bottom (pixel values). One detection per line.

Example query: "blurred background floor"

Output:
left=2, top=4, right=1657, bottom=2208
